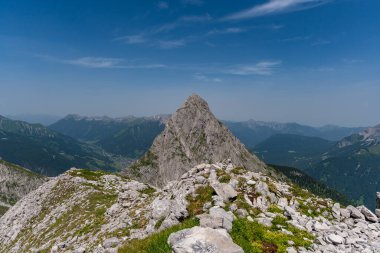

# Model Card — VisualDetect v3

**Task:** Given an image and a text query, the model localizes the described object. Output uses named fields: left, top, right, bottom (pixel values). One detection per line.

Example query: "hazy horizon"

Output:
left=1, top=0, right=379, bottom=127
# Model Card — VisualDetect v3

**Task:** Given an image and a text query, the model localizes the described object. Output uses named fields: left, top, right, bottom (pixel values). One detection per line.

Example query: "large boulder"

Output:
left=346, top=205, right=365, bottom=220
left=358, top=205, right=378, bottom=223
left=198, top=206, right=234, bottom=231
left=327, top=234, right=344, bottom=245
left=168, top=226, right=244, bottom=253
left=211, top=183, right=237, bottom=202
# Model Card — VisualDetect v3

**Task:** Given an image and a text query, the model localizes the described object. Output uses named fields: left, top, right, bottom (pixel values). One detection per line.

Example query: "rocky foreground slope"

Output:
left=125, top=94, right=266, bottom=187
left=0, top=159, right=47, bottom=216
left=1, top=162, right=379, bottom=252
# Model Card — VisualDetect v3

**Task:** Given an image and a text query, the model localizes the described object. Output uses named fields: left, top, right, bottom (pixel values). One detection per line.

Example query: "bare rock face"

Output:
left=0, top=160, right=47, bottom=215
left=125, top=94, right=266, bottom=187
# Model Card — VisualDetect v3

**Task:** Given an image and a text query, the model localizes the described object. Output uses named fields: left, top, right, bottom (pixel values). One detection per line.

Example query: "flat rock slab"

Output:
left=168, top=226, right=243, bottom=253
left=211, top=183, right=237, bottom=202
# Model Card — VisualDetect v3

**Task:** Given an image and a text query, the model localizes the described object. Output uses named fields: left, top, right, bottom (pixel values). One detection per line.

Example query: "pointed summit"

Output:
left=125, top=94, right=266, bottom=187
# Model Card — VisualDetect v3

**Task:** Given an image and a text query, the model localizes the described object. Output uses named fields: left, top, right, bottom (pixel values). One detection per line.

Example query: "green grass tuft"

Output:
left=231, top=217, right=314, bottom=253
left=216, top=169, right=231, bottom=183
left=0, top=205, right=9, bottom=216
left=267, top=204, right=283, bottom=214
left=68, top=169, right=112, bottom=181
left=186, top=185, right=214, bottom=217
left=231, top=167, right=245, bottom=175
left=139, top=187, right=156, bottom=196
left=118, top=218, right=199, bottom=253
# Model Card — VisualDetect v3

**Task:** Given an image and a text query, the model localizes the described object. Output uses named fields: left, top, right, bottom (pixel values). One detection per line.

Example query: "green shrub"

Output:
left=186, top=185, right=214, bottom=216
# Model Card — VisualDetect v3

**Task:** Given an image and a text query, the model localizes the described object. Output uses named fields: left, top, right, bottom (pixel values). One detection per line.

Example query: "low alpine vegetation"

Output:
left=118, top=218, right=199, bottom=253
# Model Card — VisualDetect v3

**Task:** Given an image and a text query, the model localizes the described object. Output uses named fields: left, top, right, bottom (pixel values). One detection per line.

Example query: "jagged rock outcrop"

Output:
left=0, top=160, right=47, bottom=216
left=124, top=94, right=266, bottom=187
left=1, top=162, right=379, bottom=252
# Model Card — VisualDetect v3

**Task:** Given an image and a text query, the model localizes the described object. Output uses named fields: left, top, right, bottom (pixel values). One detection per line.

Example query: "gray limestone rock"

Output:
left=347, top=205, right=365, bottom=220
left=168, top=226, right=244, bottom=253
left=211, top=183, right=237, bottom=202
left=358, top=205, right=378, bottom=223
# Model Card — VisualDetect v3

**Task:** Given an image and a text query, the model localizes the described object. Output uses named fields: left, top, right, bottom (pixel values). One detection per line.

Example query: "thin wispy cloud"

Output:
left=311, top=39, right=331, bottom=46
left=150, top=14, right=212, bottom=34
left=58, top=57, right=166, bottom=69
left=182, top=0, right=203, bottom=6
left=207, top=27, right=245, bottom=36
left=157, top=1, right=169, bottom=10
left=115, top=14, right=211, bottom=49
left=314, top=66, right=335, bottom=72
left=194, top=73, right=222, bottom=82
left=180, top=14, right=212, bottom=23
left=116, top=35, right=146, bottom=45
left=281, top=35, right=311, bottom=42
left=342, top=59, right=363, bottom=64
left=225, top=61, right=282, bottom=76
left=64, top=57, right=124, bottom=68
left=157, top=39, right=186, bottom=49
left=224, top=0, right=331, bottom=20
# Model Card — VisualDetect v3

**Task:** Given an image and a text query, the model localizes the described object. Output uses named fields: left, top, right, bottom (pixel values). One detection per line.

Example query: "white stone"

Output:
left=168, top=226, right=244, bottom=253
left=327, top=234, right=344, bottom=245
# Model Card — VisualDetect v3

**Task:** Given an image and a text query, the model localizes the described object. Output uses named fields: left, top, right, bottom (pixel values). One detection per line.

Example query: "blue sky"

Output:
left=0, top=0, right=379, bottom=126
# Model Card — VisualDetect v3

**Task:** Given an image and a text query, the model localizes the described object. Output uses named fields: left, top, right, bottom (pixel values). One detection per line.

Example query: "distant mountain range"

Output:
left=2, top=111, right=378, bottom=208
left=0, top=115, right=117, bottom=176
left=253, top=134, right=335, bottom=170
left=224, top=119, right=365, bottom=148
left=49, top=114, right=167, bottom=159
left=251, top=126, right=380, bottom=209
left=307, top=125, right=380, bottom=209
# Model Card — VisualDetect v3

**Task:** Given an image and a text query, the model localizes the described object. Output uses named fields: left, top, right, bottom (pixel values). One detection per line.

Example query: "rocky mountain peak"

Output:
left=338, top=124, right=380, bottom=148
left=124, top=94, right=266, bottom=187
left=183, top=93, right=210, bottom=109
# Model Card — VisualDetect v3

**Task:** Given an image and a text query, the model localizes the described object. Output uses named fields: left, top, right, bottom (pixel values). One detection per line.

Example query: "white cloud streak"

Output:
left=194, top=73, right=222, bottom=82
left=115, top=14, right=212, bottom=49
left=62, top=57, right=166, bottom=69
left=224, top=0, right=331, bottom=20
left=64, top=57, right=124, bottom=68
left=207, top=27, right=245, bottom=35
left=157, top=39, right=186, bottom=49
left=225, top=61, right=282, bottom=76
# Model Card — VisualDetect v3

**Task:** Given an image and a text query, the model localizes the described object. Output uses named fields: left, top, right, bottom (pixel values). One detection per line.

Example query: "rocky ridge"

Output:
left=0, top=160, right=47, bottom=216
left=125, top=94, right=266, bottom=187
left=1, top=162, right=379, bottom=252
